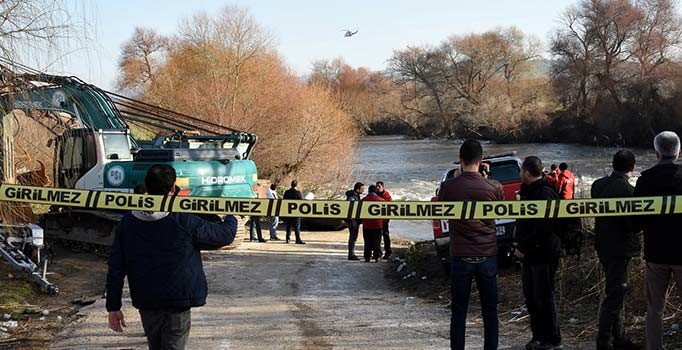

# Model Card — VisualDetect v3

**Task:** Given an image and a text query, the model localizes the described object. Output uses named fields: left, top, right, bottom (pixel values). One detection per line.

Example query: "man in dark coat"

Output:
left=345, top=182, right=364, bottom=260
left=283, top=180, right=305, bottom=244
left=591, top=150, right=641, bottom=350
left=106, top=164, right=237, bottom=350
left=633, top=131, right=682, bottom=350
left=515, top=156, right=562, bottom=350
left=438, top=139, right=504, bottom=350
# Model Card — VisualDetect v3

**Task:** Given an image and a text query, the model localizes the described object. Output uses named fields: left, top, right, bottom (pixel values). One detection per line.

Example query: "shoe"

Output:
left=285, top=239, right=290, bottom=244
left=526, top=340, right=541, bottom=350
left=364, top=259, right=370, bottom=262
left=535, top=342, right=562, bottom=350
left=270, top=237, right=281, bottom=241
left=614, top=339, right=643, bottom=350
left=382, top=255, right=390, bottom=260
left=348, top=255, right=360, bottom=261
left=258, top=239, right=267, bottom=243
left=295, top=241, right=306, bottom=245
left=374, top=258, right=379, bottom=263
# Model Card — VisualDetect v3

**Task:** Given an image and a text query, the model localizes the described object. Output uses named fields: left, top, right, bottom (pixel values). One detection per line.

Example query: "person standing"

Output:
left=438, top=139, right=503, bottom=350
left=265, top=183, right=281, bottom=241
left=591, top=150, right=641, bottom=350
left=375, top=181, right=393, bottom=259
left=547, top=164, right=560, bottom=191
left=557, top=163, right=575, bottom=200
left=514, top=156, right=562, bottom=350
left=106, top=164, right=237, bottom=350
left=361, top=185, right=384, bottom=262
left=345, top=182, right=364, bottom=260
left=283, top=180, right=305, bottom=244
left=633, top=131, right=682, bottom=350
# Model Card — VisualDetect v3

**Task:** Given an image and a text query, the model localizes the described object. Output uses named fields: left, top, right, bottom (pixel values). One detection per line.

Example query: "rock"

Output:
left=23, top=308, right=38, bottom=315
left=71, top=297, right=97, bottom=306
left=57, top=316, right=63, bottom=321
left=404, top=297, right=415, bottom=306
left=0, top=321, right=18, bottom=329
left=6, top=273, right=13, bottom=279
left=569, top=318, right=578, bottom=324
left=41, top=309, right=50, bottom=316
left=2, top=314, right=10, bottom=320
left=421, top=276, right=427, bottom=280
left=38, top=316, right=45, bottom=321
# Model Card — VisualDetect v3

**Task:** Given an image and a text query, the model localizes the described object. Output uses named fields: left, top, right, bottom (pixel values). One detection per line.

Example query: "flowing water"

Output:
left=351, top=135, right=660, bottom=241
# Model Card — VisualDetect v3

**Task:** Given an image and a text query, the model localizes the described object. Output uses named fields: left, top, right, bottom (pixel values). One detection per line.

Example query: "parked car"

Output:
left=432, top=152, right=522, bottom=268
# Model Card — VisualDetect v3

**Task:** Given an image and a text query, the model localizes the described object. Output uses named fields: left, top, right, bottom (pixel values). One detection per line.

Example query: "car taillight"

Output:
left=176, top=188, right=191, bottom=196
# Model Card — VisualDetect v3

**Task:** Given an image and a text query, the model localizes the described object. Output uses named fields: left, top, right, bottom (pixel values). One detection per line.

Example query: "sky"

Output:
left=45, top=0, right=580, bottom=90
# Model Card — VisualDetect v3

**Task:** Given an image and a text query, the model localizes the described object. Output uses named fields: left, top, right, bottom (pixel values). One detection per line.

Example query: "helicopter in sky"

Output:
left=342, top=28, right=358, bottom=37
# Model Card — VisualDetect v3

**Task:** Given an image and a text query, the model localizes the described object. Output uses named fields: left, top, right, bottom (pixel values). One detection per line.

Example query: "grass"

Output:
left=0, top=261, right=37, bottom=314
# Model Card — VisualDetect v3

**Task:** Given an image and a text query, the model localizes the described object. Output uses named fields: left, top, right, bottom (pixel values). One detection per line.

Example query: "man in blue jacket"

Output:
left=106, top=164, right=237, bottom=350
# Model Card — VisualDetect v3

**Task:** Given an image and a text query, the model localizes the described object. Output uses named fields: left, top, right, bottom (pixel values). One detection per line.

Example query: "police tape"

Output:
left=0, top=184, right=678, bottom=220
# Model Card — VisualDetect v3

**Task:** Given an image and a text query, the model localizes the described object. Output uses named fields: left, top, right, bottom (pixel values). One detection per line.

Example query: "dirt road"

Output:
left=48, top=231, right=589, bottom=350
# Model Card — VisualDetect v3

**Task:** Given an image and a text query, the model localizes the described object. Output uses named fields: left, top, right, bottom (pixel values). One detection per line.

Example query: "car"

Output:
left=432, top=152, right=522, bottom=268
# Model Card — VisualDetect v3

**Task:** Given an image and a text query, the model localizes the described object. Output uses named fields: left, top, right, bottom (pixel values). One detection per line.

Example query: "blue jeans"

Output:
left=451, top=256, right=498, bottom=350
left=249, top=216, right=263, bottom=241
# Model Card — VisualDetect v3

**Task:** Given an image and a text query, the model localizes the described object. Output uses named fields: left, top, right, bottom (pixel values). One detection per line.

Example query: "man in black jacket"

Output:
left=283, top=180, right=305, bottom=244
left=515, top=156, right=562, bottom=350
left=106, top=165, right=237, bottom=350
left=591, top=150, right=641, bottom=350
left=633, top=131, right=682, bottom=350
left=345, top=182, right=364, bottom=260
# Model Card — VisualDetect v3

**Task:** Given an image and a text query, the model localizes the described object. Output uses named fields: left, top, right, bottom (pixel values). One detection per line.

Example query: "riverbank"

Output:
left=0, top=246, right=107, bottom=349
left=387, top=238, right=682, bottom=349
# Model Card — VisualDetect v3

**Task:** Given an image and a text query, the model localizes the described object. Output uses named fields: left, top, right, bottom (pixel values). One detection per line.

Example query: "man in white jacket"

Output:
left=265, top=183, right=281, bottom=240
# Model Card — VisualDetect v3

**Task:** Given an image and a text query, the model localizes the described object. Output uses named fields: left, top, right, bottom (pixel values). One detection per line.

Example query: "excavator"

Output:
left=0, top=60, right=260, bottom=292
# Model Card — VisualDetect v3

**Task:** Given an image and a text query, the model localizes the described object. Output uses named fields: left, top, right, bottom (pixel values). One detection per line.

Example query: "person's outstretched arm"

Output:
left=184, top=215, right=238, bottom=249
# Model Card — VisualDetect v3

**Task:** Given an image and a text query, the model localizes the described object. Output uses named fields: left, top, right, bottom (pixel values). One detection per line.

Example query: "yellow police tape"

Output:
left=0, top=184, right=678, bottom=220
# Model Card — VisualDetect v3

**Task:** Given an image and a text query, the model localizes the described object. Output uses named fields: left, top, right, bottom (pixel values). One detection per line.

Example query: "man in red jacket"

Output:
left=362, top=185, right=384, bottom=262
left=557, top=163, right=575, bottom=200
left=376, top=181, right=393, bottom=259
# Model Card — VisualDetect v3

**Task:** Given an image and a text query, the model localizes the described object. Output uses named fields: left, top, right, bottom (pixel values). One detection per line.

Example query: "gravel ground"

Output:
left=47, top=231, right=597, bottom=349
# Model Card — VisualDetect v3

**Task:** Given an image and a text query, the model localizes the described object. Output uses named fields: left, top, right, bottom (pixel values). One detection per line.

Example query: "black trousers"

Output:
left=597, top=257, right=630, bottom=348
left=363, top=228, right=382, bottom=261
left=522, top=258, right=561, bottom=345
left=382, top=220, right=392, bottom=256
left=347, top=221, right=359, bottom=257
left=285, top=218, right=302, bottom=242
left=139, top=308, right=191, bottom=350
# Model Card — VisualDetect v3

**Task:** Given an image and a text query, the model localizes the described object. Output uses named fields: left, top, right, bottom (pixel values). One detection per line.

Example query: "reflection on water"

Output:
left=352, top=136, right=659, bottom=241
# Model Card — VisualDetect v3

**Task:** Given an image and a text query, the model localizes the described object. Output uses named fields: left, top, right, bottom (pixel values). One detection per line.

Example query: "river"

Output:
left=351, top=135, right=660, bottom=241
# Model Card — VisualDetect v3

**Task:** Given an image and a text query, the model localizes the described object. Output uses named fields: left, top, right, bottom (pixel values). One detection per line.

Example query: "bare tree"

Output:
left=116, top=27, right=168, bottom=93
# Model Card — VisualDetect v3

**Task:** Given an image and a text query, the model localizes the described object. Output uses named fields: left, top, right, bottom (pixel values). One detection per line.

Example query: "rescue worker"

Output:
left=557, top=163, right=575, bottom=200
left=283, top=180, right=305, bottom=244
left=515, top=156, right=562, bottom=350
left=438, top=139, right=503, bottom=350
left=375, top=181, right=393, bottom=259
left=106, top=165, right=237, bottom=350
left=633, top=131, right=682, bottom=350
left=591, top=150, right=641, bottom=350
left=345, top=182, right=364, bottom=260
left=362, top=185, right=384, bottom=262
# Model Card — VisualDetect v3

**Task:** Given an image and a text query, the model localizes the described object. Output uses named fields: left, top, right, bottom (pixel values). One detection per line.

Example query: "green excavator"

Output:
left=0, top=59, right=260, bottom=249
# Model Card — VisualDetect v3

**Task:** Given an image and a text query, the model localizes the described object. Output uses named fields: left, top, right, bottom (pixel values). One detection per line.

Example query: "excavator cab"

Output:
left=54, top=128, right=136, bottom=190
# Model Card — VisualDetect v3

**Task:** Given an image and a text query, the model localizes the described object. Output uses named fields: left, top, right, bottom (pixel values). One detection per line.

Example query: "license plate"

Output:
left=496, top=226, right=506, bottom=236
